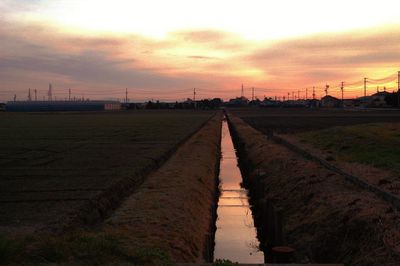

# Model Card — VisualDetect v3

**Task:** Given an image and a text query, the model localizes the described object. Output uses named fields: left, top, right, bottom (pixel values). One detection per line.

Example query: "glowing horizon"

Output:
left=1, top=0, right=400, bottom=102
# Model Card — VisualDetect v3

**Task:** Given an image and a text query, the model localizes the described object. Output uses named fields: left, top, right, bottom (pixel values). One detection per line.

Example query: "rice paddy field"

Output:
left=230, top=107, right=400, bottom=173
left=0, top=110, right=214, bottom=233
left=297, top=123, right=400, bottom=172
left=231, top=107, right=400, bottom=134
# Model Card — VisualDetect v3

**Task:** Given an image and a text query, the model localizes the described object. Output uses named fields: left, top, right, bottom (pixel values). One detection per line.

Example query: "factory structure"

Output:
left=3, top=83, right=123, bottom=112
left=5, top=100, right=121, bottom=112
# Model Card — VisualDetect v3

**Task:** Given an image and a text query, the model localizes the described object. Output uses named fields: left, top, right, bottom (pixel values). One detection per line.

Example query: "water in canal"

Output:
left=213, top=118, right=264, bottom=263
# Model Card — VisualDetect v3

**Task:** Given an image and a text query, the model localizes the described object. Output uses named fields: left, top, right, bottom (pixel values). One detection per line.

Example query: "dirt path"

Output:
left=227, top=113, right=400, bottom=265
left=103, top=112, right=222, bottom=263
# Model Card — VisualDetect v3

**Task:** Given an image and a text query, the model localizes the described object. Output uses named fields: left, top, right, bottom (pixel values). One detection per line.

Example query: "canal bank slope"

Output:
left=103, top=112, right=222, bottom=263
left=227, top=113, right=400, bottom=265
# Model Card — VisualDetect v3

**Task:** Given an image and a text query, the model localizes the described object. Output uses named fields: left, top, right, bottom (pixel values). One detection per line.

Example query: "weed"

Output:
left=0, top=235, right=21, bottom=264
left=132, top=248, right=174, bottom=266
left=213, top=259, right=239, bottom=266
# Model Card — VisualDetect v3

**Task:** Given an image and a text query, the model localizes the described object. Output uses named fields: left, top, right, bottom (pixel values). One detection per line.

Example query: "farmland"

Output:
left=0, top=110, right=214, bottom=233
left=231, top=108, right=400, bottom=172
left=297, top=123, right=400, bottom=172
left=232, top=107, right=400, bottom=134
left=227, top=113, right=400, bottom=265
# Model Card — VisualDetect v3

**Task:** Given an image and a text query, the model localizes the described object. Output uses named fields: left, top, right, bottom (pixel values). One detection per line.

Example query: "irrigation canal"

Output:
left=213, top=117, right=264, bottom=263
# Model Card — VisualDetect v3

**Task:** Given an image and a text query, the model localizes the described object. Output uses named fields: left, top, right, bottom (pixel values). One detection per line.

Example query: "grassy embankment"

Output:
left=0, top=110, right=214, bottom=265
left=227, top=113, right=400, bottom=265
left=103, top=113, right=222, bottom=263
left=297, top=123, right=400, bottom=172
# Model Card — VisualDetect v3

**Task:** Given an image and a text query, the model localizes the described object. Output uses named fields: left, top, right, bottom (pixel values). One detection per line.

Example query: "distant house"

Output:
left=357, top=96, right=373, bottom=107
left=320, top=95, right=341, bottom=108
left=342, top=99, right=357, bottom=108
left=307, top=99, right=320, bottom=108
left=370, top=91, right=390, bottom=107
left=5, top=101, right=121, bottom=112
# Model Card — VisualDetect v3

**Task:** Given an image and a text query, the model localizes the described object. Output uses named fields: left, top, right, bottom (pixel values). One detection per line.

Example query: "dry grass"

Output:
left=0, top=112, right=221, bottom=265
left=296, top=122, right=400, bottom=172
left=102, top=113, right=222, bottom=263
left=228, top=113, right=400, bottom=265
left=0, top=110, right=213, bottom=234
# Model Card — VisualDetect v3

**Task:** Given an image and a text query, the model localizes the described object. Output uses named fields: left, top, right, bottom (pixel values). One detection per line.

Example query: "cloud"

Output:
left=0, top=21, right=221, bottom=101
left=0, top=16, right=399, bottom=101
left=246, top=26, right=400, bottom=88
left=187, top=55, right=218, bottom=60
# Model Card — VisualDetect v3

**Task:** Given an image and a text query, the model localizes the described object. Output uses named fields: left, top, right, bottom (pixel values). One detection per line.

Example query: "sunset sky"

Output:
left=1, top=0, right=400, bottom=101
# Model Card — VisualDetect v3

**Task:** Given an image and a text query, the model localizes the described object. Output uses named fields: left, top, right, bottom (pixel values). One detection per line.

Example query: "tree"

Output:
left=385, top=91, right=400, bottom=107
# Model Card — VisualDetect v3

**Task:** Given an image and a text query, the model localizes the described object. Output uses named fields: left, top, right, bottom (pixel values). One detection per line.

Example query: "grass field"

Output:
left=227, top=111, right=400, bottom=265
left=230, top=107, right=400, bottom=173
left=231, top=107, right=400, bottom=134
left=0, top=110, right=213, bottom=231
left=297, top=123, right=400, bottom=172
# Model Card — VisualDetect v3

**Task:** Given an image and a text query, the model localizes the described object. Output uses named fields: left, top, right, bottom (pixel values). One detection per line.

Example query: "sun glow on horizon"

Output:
left=1, top=0, right=400, bottom=101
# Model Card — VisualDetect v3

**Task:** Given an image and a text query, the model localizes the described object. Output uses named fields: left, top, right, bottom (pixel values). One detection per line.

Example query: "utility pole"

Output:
left=298, top=90, right=300, bottom=100
left=193, top=88, right=197, bottom=109
left=241, top=84, right=244, bottom=98
left=48, top=83, right=53, bottom=101
left=28, top=88, right=31, bottom=101
left=125, top=88, right=128, bottom=103
left=252, top=87, right=255, bottom=101
left=364, top=77, right=368, bottom=98
left=34, top=89, right=37, bottom=101
left=14, top=94, right=16, bottom=102
left=287, top=92, right=290, bottom=101
left=341, top=82, right=344, bottom=102
left=69, top=88, right=71, bottom=101
left=397, top=71, right=400, bottom=107
left=313, top=86, right=316, bottom=100
left=292, top=91, right=295, bottom=100
left=306, top=88, right=308, bottom=100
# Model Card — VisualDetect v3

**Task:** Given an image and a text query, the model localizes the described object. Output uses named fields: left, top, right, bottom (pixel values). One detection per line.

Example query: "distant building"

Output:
left=0, top=103, right=5, bottom=111
left=357, top=96, right=373, bottom=107
left=5, top=101, right=121, bottom=112
left=320, top=95, right=341, bottom=108
left=370, top=91, right=390, bottom=107
left=307, top=99, right=320, bottom=108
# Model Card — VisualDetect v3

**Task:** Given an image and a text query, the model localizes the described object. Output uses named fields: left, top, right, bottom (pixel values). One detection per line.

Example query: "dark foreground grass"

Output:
left=297, top=123, right=400, bottom=172
left=0, top=232, right=174, bottom=265
left=0, top=110, right=213, bottom=231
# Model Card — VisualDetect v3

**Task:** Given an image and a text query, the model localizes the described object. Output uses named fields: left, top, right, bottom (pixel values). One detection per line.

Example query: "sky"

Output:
left=0, top=0, right=400, bottom=101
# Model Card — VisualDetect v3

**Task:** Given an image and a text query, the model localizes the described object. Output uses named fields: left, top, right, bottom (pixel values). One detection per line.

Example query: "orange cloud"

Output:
left=0, top=19, right=399, bottom=102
